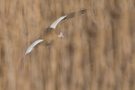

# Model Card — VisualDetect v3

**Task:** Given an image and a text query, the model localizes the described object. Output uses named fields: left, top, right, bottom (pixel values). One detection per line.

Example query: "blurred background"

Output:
left=0, top=0, right=135, bottom=90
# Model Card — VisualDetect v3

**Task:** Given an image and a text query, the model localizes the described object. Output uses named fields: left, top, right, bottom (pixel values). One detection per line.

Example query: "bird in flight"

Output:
left=25, top=9, right=87, bottom=56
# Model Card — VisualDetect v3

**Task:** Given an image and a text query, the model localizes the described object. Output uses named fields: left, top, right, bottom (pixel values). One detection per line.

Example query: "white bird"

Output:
left=25, top=15, right=68, bottom=55
left=25, top=9, right=87, bottom=55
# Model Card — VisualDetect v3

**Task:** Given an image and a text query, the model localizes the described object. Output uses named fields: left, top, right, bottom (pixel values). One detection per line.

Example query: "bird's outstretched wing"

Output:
left=24, top=9, right=87, bottom=56
left=50, top=15, right=67, bottom=29
left=25, top=39, right=44, bottom=55
left=48, top=9, right=87, bottom=30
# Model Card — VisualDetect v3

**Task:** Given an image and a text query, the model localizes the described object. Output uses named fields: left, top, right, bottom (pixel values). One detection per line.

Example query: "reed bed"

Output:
left=0, top=0, right=135, bottom=90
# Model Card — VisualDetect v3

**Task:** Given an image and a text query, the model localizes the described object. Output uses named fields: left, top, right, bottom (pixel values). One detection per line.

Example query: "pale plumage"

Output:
left=50, top=15, right=67, bottom=29
left=25, top=15, right=68, bottom=55
left=24, top=9, right=87, bottom=56
left=25, top=39, right=44, bottom=55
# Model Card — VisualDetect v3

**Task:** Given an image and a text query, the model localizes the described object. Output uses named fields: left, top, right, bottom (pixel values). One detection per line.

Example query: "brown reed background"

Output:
left=0, top=0, right=135, bottom=90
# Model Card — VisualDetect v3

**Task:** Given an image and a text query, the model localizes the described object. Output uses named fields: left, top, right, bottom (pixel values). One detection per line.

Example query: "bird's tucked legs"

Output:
left=58, top=32, right=64, bottom=38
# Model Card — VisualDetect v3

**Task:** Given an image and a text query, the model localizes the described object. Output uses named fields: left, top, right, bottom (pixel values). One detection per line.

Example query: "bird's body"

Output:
left=40, top=28, right=57, bottom=44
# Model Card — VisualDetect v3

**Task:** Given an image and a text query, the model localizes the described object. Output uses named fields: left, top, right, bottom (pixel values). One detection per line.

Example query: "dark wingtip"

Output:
left=79, top=9, right=87, bottom=15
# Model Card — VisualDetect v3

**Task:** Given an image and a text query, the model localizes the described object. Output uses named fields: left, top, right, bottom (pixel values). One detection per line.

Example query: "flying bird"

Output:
left=25, top=9, right=87, bottom=55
